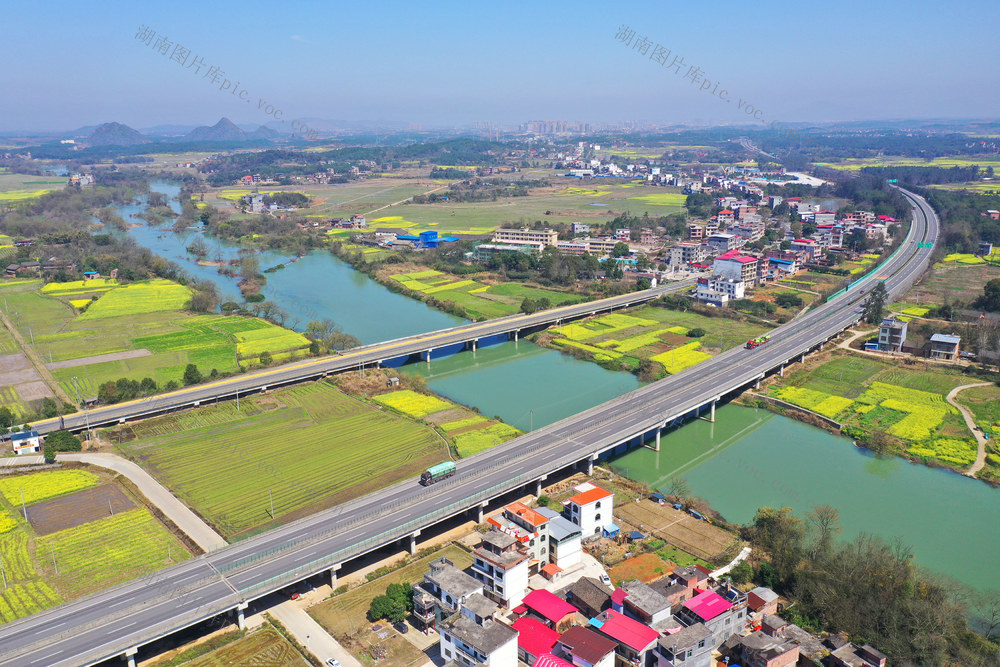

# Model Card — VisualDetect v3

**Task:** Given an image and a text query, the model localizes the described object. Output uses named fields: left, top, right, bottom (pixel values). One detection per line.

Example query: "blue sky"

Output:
left=1, top=0, right=997, bottom=131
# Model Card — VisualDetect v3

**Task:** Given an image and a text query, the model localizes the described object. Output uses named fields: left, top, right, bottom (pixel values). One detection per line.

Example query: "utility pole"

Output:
left=529, top=410, right=533, bottom=432
left=20, top=488, right=26, bottom=521
left=269, top=490, right=275, bottom=519
left=0, top=556, right=5, bottom=589
left=50, top=542, right=58, bottom=574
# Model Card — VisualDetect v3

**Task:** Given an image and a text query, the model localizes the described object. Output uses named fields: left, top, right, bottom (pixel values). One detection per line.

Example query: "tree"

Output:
left=612, top=242, right=630, bottom=258
left=635, top=254, right=652, bottom=271
left=862, top=281, right=889, bottom=324
left=98, top=381, right=118, bottom=405
left=186, top=235, right=209, bottom=258
left=0, top=407, right=13, bottom=429
left=386, top=582, right=414, bottom=612
left=776, top=293, right=804, bottom=308
left=667, top=476, right=691, bottom=501
left=140, top=377, right=157, bottom=395
left=183, top=363, right=203, bottom=386
left=536, top=297, right=552, bottom=310
left=635, top=277, right=651, bottom=290
left=259, top=351, right=273, bottom=366
left=730, top=561, right=753, bottom=585
left=974, top=278, right=1000, bottom=312
left=368, top=594, right=406, bottom=623
left=744, top=507, right=804, bottom=590
left=45, top=430, right=82, bottom=453
left=40, top=397, right=58, bottom=418
left=43, top=442, right=56, bottom=464
left=520, top=297, right=537, bottom=313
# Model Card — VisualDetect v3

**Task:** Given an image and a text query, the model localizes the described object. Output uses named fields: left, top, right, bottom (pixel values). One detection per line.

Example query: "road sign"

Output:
left=888, top=179, right=898, bottom=183
left=918, top=242, right=933, bottom=248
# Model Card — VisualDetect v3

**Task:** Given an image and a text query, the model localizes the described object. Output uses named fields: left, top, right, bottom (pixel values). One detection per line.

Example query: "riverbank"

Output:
left=742, top=338, right=1000, bottom=485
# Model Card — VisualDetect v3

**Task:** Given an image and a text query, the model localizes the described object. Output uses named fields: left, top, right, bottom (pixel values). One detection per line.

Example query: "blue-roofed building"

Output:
left=537, top=507, right=582, bottom=568
left=929, top=333, right=961, bottom=360
left=10, top=430, right=41, bottom=455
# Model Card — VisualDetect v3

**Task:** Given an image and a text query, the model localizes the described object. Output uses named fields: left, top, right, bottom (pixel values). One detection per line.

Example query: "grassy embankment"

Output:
left=0, top=468, right=191, bottom=624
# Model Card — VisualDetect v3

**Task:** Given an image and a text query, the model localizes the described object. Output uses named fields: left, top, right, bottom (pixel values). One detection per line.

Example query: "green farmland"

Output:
left=535, top=305, right=770, bottom=378
left=0, top=279, right=310, bottom=400
left=0, top=469, right=191, bottom=624
left=114, top=382, right=450, bottom=539
left=763, top=352, right=982, bottom=475
left=384, top=267, right=581, bottom=319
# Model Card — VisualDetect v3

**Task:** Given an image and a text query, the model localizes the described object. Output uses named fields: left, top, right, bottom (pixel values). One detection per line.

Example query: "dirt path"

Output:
left=0, top=308, right=74, bottom=405
left=46, top=349, right=152, bottom=370
left=945, top=382, right=995, bottom=477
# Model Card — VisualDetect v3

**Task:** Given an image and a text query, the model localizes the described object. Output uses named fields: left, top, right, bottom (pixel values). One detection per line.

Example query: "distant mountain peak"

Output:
left=184, top=117, right=271, bottom=143
left=87, top=121, right=149, bottom=146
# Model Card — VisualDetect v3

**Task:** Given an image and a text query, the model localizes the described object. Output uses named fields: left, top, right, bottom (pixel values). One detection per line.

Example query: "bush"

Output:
left=183, top=363, right=203, bottom=386
left=259, top=351, right=273, bottom=366
left=245, top=293, right=265, bottom=303
left=687, top=327, right=706, bottom=338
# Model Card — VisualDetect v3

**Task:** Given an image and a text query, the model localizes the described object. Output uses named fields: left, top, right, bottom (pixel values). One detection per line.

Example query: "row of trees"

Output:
left=743, top=506, right=1000, bottom=664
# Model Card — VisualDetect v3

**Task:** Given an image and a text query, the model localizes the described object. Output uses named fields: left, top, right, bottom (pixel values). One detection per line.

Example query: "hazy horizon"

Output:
left=3, top=0, right=998, bottom=133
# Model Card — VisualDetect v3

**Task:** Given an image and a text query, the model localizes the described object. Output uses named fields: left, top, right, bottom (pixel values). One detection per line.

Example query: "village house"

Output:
left=412, top=557, right=484, bottom=632
left=512, top=617, right=561, bottom=665
left=591, top=609, right=660, bottom=667
left=565, top=483, right=614, bottom=538
left=566, top=576, right=612, bottom=619
left=655, top=623, right=713, bottom=667
left=928, top=333, right=960, bottom=360
left=518, top=589, right=579, bottom=633
left=878, top=317, right=908, bottom=353
left=537, top=507, right=583, bottom=568
left=556, top=625, right=617, bottom=667
left=616, top=580, right=674, bottom=629
left=11, top=430, right=41, bottom=455
left=439, top=594, right=518, bottom=666
left=828, top=643, right=888, bottom=667
left=488, top=502, right=551, bottom=573
left=470, top=531, right=531, bottom=608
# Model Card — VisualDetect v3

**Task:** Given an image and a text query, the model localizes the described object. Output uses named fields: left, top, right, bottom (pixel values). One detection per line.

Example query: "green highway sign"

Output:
left=888, top=179, right=898, bottom=183
left=918, top=242, right=933, bottom=248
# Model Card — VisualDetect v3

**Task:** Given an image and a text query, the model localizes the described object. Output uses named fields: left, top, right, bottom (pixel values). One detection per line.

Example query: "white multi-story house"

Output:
left=488, top=502, right=551, bottom=573
left=439, top=594, right=518, bottom=667
left=565, top=484, right=614, bottom=538
left=537, top=507, right=582, bottom=568
left=412, top=557, right=483, bottom=632
left=471, top=532, right=530, bottom=608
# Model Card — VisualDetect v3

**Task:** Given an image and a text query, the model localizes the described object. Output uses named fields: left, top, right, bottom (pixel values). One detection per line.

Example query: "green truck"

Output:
left=420, top=461, right=456, bottom=486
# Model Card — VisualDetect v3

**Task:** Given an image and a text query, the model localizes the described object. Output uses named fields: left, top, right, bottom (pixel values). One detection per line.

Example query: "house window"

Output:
left=595, top=513, right=601, bottom=521
left=444, top=649, right=451, bottom=658
left=698, top=640, right=705, bottom=649
left=595, top=501, right=601, bottom=509
left=443, top=633, right=451, bottom=643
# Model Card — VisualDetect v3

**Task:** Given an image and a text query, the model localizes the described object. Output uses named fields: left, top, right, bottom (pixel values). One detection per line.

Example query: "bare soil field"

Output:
left=28, top=484, right=135, bottom=535
left=616, top=500, right=737, bottom=560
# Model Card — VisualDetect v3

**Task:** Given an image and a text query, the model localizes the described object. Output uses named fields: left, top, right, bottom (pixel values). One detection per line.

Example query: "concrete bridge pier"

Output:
left=512, top=330, right=519, bottom=342
left=408, top=531, right=420, bottom=555
left=475, top=501, right=488, bottom=523
left=235, top=602, right=248, bottom=630
left=800, top=352, right=806, bottom=363
left=710, top=399, right=717, bottom=423
left=424, top=349, right=432, bottom=364
left=584, top=453, right=597, bottom=475
left=329, top=563, right=341, bottom=589
left=779, top=364, right=785, bottom=377
left=123, top=647, right=138, bottom=667
left=534, top=475, right=547, bottom=497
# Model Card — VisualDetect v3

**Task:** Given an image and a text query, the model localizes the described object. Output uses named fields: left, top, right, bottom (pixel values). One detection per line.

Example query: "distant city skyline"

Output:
left=2, top=0, right=998, bottom=133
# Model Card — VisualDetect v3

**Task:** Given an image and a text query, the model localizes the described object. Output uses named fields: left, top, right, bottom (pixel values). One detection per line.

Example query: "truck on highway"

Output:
left=745, top=334, right=771, bottom=349
left=420, top=461, right=456, bottom=486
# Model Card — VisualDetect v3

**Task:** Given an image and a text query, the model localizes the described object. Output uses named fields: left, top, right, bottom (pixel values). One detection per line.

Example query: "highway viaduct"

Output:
left=0, top=187, right=936, bottom=666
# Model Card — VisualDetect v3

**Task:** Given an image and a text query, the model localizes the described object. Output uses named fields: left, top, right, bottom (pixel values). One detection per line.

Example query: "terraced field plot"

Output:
left=115, top=382, right=450, bottom=538
left=372, top=387, right=522, bottom=457
left=540, top=306, right=769, bottom=377
left=766, top=352, right=978, bottom=469
left=386, top=267, right=580, bottom=319
left=0, top=470, right=189, bottom=623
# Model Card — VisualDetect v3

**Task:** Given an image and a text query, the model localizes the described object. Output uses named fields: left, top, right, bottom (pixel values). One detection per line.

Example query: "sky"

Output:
left=1, top=0, right=998, bottom=133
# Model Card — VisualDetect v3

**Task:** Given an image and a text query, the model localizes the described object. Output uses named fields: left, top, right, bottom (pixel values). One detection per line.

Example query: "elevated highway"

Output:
left=0, top=188, right=937, bottom=666
left=30, top=278, right=695, bottom=435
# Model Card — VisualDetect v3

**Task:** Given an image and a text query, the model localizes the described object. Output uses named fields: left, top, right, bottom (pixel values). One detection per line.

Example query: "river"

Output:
left=118, top=182, right=996, bottom=596
left=609, top=404, right=1000, bottom=594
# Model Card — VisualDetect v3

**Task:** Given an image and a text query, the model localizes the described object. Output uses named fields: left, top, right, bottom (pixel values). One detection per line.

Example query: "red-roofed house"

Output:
left=712, top=250, right=759, bottom=286
left=790, top=238, right=821, bottom=260
left=522, top=589, right=579, bottom=632
left=535, top=653, right=575, bottom=667
left=675, top=589, right=748, bottom=646
left=512, top=617, right=560, bottom=664
left=556, top=625, right=617, bottom=667
left=566, top=484, right=614, bottom=537
left=489, top=501, right=552, bottom=571
left=591, top=609, right=659, bottom=666
left=717, top=209, right=735, bottom=225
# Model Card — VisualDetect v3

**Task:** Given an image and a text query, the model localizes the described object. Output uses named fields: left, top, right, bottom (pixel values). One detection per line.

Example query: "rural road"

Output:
left=944, top=382, right=995, bottom=476
left=0, top=452, right=227, bottom=552
left=269, top=602, right=361, bottom=667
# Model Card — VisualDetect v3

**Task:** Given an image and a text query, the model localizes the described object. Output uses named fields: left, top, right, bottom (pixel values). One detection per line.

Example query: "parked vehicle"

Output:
left=326, top=659, right=342, bottom=667
left=420, top=461, right=456, bottom=486
left=745, top=334, right=771, bottom=349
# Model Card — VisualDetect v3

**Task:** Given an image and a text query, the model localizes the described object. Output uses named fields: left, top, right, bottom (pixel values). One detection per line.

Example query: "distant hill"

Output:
left=184, top=118, right=275, bottom=143
left=87, top=122, right=149, bottom=146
